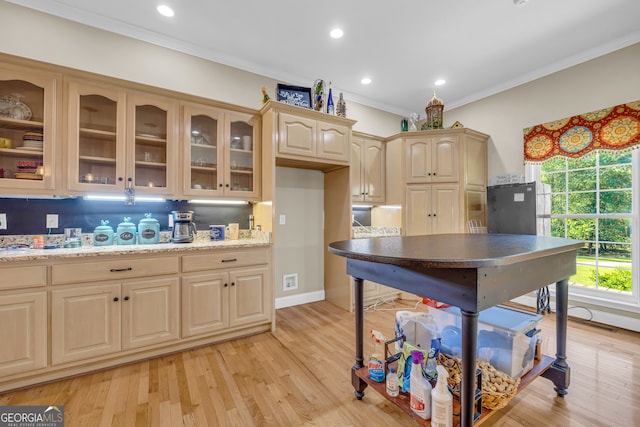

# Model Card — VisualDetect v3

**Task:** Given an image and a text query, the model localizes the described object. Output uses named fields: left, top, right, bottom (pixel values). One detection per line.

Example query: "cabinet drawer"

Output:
left=182, top=248, right=269, bottom=273
left=52, top=256, right=179, bottom=285
left=0, top=265, right=47, bottom=291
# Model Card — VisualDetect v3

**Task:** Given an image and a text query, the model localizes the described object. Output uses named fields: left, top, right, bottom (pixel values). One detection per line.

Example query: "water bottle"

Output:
left=386, top=367, right=399, bottom=397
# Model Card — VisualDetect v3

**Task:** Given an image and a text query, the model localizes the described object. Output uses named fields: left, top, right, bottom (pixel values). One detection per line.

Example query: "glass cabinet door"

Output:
left=226, top=112, right=259, bottom=199
left=182, top=103, right=224, bottom=197
left=127, top=93, right=177, bottom=196
left=0, top=67, right=58, bottom=193
left=67, top=81, right=126, bottom=192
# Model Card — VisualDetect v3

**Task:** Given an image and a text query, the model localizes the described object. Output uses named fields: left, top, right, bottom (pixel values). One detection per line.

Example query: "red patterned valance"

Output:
left=524, top=100, right=640, bottom=163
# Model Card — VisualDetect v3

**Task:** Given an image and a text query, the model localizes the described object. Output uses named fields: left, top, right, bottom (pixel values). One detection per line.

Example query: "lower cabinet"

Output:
left=0, top=291, right=47, bottom=376
left=51, top=277, right=179, bottom=365
left=182, top=266, right=270, bottom=337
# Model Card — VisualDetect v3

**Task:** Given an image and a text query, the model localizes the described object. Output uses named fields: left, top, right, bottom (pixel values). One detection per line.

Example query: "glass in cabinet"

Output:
left=67, top=82, right=177, bottom=196
left=183, top=104, right=259, bottom=199
left=0, top=66, right=58, bottom=193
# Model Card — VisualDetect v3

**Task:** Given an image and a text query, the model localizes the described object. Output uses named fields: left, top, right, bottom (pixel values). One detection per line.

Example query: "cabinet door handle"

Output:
left=221, top=258, right=237, bottom=263
left=113, top=297, right=119, bottom=302
left=124, top=296, right=130, bottom=301
left=110, top=267, right=133, bottom=272
left=225, top=184, right=230, bottom=188
left=224, top=283, right=228, bottom=287
left=231, top=282, right=235, bottom=286
left=219, top=183, right=223, bottom=187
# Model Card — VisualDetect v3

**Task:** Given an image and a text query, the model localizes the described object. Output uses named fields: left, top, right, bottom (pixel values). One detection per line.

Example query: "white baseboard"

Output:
left=275, top=290, right=325, bottom=309
left=511, top=294, right=640, bottom=332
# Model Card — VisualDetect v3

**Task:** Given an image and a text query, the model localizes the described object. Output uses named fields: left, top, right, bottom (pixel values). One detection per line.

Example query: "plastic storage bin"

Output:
left=429, top=305, right=542, bottom=380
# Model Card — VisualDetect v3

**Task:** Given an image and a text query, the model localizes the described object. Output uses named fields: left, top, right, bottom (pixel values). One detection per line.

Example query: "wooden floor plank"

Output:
left=0, top=299, right=638, bottom=426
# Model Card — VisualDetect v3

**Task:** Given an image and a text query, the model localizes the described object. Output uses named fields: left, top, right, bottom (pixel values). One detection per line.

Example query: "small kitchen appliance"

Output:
left=171, top=211, right=197, bottom=243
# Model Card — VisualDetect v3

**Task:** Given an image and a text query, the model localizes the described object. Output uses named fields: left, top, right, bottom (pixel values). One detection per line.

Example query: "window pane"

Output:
left=598, top=218, right=632, bottom=243
left=568, top=192, right=596, bottom=214
left=600, top=164, right=632, bottom=190
left=550, top=218, right=565, bottom=237
left=595, top=242, right=632, bottom=293
left=541, top=157, right=566, bottom=172
left=600, top=190, right=632, bottom=213
left=566, top=218, right=596, bottom=241
left=568, top=152, right=596, bottom=169
left=600, top=151, right=632, bottom=166
left=568, top=169, right=596, bottom=191
left=551, top=193, right=566, bottom=214
left=542, top=172, right=566, bottom=193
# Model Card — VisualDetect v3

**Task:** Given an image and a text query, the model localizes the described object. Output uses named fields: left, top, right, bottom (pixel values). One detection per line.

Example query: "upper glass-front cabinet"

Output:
left=67, top=81, right=177, bottom=196
left=0, top=66, right=58, bottom=193
left=183, top=103, right=259, bottom=200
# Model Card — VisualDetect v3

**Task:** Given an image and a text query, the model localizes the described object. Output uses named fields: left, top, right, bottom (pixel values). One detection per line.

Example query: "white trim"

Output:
left=512, top=294, right=640, bottom=332
left=275, top=290, right=325, bottom=309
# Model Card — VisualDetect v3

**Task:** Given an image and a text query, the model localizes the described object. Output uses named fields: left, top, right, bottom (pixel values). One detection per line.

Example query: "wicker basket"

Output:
left=438, top=353, right=520, bottom=410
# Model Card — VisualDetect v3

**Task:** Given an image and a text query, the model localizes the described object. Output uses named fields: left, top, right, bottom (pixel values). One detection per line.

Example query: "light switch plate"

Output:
left=279, top=214, right=286, bottom=225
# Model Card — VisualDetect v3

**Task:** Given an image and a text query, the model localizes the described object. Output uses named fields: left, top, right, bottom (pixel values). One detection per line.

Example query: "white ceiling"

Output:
left=7, top=0, right=640, bottom=116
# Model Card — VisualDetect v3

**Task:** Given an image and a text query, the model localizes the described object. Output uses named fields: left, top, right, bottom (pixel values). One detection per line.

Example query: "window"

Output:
left=530, top=150, right=639, bottom=305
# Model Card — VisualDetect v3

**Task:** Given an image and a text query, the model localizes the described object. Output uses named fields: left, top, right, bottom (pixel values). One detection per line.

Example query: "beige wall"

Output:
left=274, top=167, right=324, bottom=299
left=445, top=43, right=640, bottom=179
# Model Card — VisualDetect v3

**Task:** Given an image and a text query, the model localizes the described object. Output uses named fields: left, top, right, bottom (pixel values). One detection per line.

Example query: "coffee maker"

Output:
left=171, top=211, right=197, bottom=243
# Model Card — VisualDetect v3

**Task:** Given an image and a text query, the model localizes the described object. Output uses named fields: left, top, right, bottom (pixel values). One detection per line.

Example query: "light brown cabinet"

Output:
left=266, top=103, right=351, bottom=166
left=405, top=184, right=460, bottom=235
left=386, top=128, right=489, bottom=235
left=181, top=248, right=272, bottom=338
left=181, top=102, right=260, bottom=200
left=405, top=135, right=458, bottom=183
left=51, top=277, right=179, bottom=365
left=0, top=64, right=60, bottom=195
left=66, top=80, right=178, bottom=196
left=0, top=291, right=47, bottom=377
left=351, top=133, right=385, bottom=204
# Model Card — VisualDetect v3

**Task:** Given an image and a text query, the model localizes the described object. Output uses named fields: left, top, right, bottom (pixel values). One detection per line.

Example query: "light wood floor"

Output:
left=1, top=299, right=639, bottom=426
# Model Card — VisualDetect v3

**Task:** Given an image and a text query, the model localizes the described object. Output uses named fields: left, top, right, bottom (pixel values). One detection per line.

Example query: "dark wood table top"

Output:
left=328, top=234, right=584, bottom=269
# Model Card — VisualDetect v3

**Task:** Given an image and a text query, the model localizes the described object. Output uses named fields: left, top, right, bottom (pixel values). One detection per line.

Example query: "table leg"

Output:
left=542, top=278, right=571, bottom=396
left=460, top=309, right=478, bottom=427
left=352, top=276, right=367, bottom=399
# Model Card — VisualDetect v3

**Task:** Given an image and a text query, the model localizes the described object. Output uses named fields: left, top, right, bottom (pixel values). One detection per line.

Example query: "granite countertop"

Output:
left=352, top=226, right=401, bottom=239
left=0, top=230, right=271, bottom=263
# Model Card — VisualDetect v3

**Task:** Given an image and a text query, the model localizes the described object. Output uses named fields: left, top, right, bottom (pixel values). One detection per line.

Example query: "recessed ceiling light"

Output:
left=361, top=77, right=372, bottom=85
left=435, top=79, right=446, bottom=86
left=157, top=5, right=175, bottom=17
left=330, top=28, right=344, bottom=39
left=514, top=0, right=529, bottom=6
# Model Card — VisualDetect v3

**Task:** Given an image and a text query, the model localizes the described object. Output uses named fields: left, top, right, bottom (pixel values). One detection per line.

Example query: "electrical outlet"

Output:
left=168, top=214, right=174, bottom=228
left=283, top=273, right=298, bottom=291
left=279, top=214, right=286, bottom=225
left=46, top=214, right=59, bottom=229
left=0, top=213, right=6, bottom=230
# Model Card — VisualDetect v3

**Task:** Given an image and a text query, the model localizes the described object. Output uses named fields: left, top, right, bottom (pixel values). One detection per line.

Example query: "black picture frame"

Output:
left=276, top=84, right=312, bottom=109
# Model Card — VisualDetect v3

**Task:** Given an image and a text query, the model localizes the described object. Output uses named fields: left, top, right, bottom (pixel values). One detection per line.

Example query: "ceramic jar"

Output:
left=138, top=213, right=160, bottom=244
left=93, top=220, right=114, bottom=246
left=116, top=217, right=137, bottom=245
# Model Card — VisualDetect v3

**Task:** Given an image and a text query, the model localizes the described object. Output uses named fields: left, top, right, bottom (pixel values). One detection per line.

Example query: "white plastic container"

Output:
left=429, top=305, right=542, bottom=379
left=431, top=365, right=453, bottom=427
left=409, top=350, right=432, bottom=419
left=386, top=367, right=399, bottom=397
